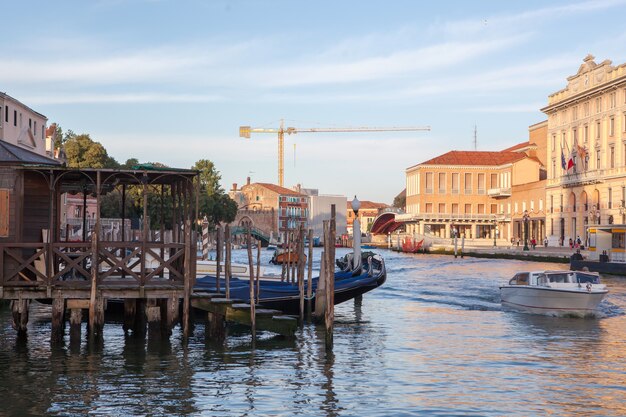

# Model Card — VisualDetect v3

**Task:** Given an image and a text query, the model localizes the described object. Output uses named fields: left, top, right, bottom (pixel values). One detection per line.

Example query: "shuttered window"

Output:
left=0, top=189, right=9, bottom=237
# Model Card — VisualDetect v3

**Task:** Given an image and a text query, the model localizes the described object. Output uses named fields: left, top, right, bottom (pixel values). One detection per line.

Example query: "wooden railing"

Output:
left=0, top=241, right=188, bottom=288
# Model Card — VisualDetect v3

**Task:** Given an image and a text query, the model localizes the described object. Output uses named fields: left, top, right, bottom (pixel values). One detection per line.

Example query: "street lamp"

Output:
left=522, top=210, right=530, bottom=251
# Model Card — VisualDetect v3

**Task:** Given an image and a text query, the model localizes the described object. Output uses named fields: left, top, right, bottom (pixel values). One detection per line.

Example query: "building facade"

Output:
left=298, top=187, right=347, bottom=240
left=230, top=179, right=308, bottom=236
left=400, top=123, right=547, bottom=244
left=542, top=55, right=626, bottom=250
left=0, top=93, right=48, bottom=157
left=346, top=200, right=389, bottom=235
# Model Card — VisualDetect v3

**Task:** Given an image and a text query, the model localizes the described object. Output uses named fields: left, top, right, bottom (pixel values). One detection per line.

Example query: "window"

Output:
left=490, top=204, right=497, bottom=214
left=596, top=97, right=602, bottom=113
left=438, top=203, right=445, bottom=213
left=438, top=173, right=446, bottom=194
left=490, top=173, right=498, bottom=188
left=610, top=91, right=617, bottom=108
left=451, top=173, right=459, bottom=194
left=0, top=189, right=9, bottom=237
left=572, top=106, right=578, bottom=121
left=477, top=173, right=485, bottom=194
left=464, top=173, right=472, bottom=194
left=610, top=146, right=615, bottom=168
left=573, top=128, right=578, bottom=142
left=425, top=203, right=433, bottom=213
left=552, top=134, right=556, bottom=151
left=477, top=204, right=485, bottom=214
left=4, top=105, right=7, bottom=123
left=451, top=203, right=459, bottom=214
left=610, top=116, right=615, bottom=136
left=596, top=121, right=601, bottom=140
left=29, top=118, right=32, bottom=129
left=609, top=188, right=613, bottom=209
left=584, top=101, right=590, bottom=117
left=584, top=125, right=588, bottom=143
left=425, top=172, right=433, bottom=194
left=0, top=106, right=2, bottom=127
left=13, top=110, right=17, bottom=126
left=597, top=151, right=601, bottom=169
left=464, top=203, right=471, bottom=214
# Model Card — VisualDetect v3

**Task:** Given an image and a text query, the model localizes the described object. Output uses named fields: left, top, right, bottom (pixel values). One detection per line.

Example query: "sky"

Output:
left=3, top=0, right=626, bottom=203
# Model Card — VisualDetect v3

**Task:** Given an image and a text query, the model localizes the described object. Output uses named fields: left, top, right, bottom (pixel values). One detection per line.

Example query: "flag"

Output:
left=567, top=154, right=575, bottom=170
left=561, top=148, right=567, bottom=170
left=577, top=144, right=587, bottom=161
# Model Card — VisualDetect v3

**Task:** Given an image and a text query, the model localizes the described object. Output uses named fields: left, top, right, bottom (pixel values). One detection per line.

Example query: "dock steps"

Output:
left=191, top=295, right=297, bottom=337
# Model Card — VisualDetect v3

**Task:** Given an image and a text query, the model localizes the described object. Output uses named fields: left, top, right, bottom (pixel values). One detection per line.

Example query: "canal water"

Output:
left=1, top=248, right=625, bottom=416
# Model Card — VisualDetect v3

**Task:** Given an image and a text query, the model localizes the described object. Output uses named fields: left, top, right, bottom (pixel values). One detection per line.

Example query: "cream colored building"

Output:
left=400, top=122, right=548, bottom=244
left=542, top=55, right=626, bottom=249
left=0, top=92, right=48, bottom=157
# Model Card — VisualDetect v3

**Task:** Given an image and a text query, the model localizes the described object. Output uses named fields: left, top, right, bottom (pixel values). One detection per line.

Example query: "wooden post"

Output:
left=314, top=223, right=327, bottom=320
left=307, top=228, right=313, bottom=319
left=161, top=296, right=179, bottom=336
left=69, top=308, right=82, bottom=343
left=256, top=239, right=261, bottom=301
left=146, top=299, right=161, bottom=339
left=325, top=206, right=336, bottom=350
left=88, top=229, right=99, bottom=340
left=123, top=299, right=136, bottom=335
left=298, top=224, right=305, bottom=322
left=290, top=232, right=296, bottom=283
left=246, top=229, right=256, bottom=338
left=225, top=225, right=231, bottom=299
left=11, top=299, right=29, bottom=336
left=51, top=296, right=65, bottom=343
left=280, top=231, right=286, bottom=281
left=183, top=218, right=192, bottom=339
left=216, top=225, right=222, bottom=293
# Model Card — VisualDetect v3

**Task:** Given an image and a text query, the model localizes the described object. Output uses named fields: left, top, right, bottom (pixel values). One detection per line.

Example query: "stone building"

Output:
left=230, top=178, right=308, bottom=237
left=542, top=55, right=626, bottom=250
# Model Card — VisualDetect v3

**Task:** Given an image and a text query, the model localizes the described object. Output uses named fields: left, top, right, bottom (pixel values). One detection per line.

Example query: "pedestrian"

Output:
left=544, top=237, right=548, bottom=248
left=516, top=237, right=520, bottom=247
left=569, top=238, right=573, bottom=249
left=531, top=237, right=536, bottom=249
left=576, top=236, right=582, bottom=248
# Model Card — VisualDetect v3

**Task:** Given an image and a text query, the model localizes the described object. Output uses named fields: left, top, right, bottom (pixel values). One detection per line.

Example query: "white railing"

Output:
left=487, top=187, right=512, bottom=197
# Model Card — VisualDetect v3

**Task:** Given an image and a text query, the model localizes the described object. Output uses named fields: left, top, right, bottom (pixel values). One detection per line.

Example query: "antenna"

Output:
left=473, top=124, right=478, bottom=150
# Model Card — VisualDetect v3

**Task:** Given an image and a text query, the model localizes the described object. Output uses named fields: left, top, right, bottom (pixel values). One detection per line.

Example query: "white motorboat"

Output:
left=499, top=270, right=608, bottom=317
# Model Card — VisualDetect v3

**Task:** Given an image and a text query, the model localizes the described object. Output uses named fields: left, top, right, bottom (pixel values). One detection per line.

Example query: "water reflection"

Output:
left=0, top=253, right=625, bottom=416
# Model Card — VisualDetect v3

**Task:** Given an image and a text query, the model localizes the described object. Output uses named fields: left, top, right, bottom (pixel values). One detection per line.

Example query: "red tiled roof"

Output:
left=255, top=182, right=305, bottom=196
left=420, top=150, right=527, bottom=166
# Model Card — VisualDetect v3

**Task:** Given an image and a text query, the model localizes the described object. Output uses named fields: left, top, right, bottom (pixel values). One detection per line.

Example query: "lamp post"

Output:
left=493, top=216, right=497, bottom=247
left=522, top=210, right=530, bottom=251
left=351, top=196, right=361, bottom=270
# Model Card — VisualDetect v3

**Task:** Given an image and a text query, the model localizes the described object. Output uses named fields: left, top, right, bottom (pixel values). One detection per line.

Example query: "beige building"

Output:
left=346, top=200, right=389, bottom=235
left=0, top=92, right=48, bottom=157
left=400, top=123, right=547, bottom=244
left=542, top=55, right=626, bottom=249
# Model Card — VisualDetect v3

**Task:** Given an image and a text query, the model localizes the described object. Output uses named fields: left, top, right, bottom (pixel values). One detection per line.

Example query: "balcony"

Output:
left=487, top=187, right=512, bottom=198
left=547, top=169, right=603, bottom=188
left=394, top=213, right=512, bottom=223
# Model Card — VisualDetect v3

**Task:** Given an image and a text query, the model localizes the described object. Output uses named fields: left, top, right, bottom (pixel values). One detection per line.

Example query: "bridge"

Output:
left=230, top=225, right=271, bottom=246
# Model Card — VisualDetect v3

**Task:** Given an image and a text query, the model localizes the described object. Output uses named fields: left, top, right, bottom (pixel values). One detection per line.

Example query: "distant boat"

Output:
left=269, top=248, right=306, bottom=265
left=266, top=244, right=278, bottom=251
left=499, top=270, right=608, bottom=317
left=361, top=244, right=376, bottom=249
left=402, top=238, right=424, bottom=253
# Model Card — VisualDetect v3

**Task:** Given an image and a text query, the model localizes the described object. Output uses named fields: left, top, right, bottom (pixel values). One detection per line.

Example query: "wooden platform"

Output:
left=191, top=293, right=298, bottom=337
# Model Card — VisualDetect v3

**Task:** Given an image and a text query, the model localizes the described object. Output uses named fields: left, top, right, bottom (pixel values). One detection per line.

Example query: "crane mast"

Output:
left=239, top=120, right=430, bottom=187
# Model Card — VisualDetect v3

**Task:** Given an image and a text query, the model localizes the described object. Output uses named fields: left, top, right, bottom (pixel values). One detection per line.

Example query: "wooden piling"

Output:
left=256, top=239, right=261, bottom=300
left=246, top=229, right=256, bottom=338
left=51, top=296, right=65, bottom=343
left=307, top=228, right=313, bottom=318
left=183, top=218, right=192, bottom=339
left=216, top=225, right=222, bottom=293
left=11, top=299, right=29, bottom=336
left=298, top=224, right=305, bottom=322
left=225, top=225, right=231, bottom=299
left=146, top=299, right=161, bottom=339
left=315, top=246, right=326, bottom=319
left=325, top=205, right=336, bottom=350
left=69, top=308, right=82, bottom=343
left=123, top=299, right=136, bottom=334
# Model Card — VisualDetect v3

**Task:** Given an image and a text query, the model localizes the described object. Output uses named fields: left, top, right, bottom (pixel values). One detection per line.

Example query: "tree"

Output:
left=393, top=189, right=406, bottom=210
left=193, top=159, right=222, bottom=195
left=193, top=159, right=236, bottom=226
left=64, top=134, right=119, bottom=168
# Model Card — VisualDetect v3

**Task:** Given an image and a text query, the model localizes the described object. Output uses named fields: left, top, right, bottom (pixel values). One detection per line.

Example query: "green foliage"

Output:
left=193, top=159, right=222, bottom=195
left=393, top=193, right=406, bottom=210
left=64, top=133, right=119, bottom=168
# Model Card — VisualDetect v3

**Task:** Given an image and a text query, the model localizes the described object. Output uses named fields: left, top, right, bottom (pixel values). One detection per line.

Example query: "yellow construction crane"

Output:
left=239, top=120, right=430, bottom=187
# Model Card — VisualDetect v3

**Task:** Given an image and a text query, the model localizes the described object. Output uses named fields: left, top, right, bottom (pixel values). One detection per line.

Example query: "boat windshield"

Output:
left=546, top=273, right=572, bottom=283
left=576, top=273, right=600, bottom=284
left=509, top=273, right=529, bottom=285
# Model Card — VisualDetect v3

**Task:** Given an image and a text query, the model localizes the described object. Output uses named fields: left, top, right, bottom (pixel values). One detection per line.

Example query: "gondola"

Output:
left=195, top=253, right=386, bottom=314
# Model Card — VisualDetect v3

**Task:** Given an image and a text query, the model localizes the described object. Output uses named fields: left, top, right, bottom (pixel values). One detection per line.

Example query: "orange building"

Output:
left=346, top=200, right=389, bottom=235
left=400, top=122, right=547, bottom=244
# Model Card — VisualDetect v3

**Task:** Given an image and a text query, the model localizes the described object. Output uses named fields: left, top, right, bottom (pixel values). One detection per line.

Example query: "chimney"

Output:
left=232, top=183, right=237, bottom=191
left=247, top=176, right=251, bottom=185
